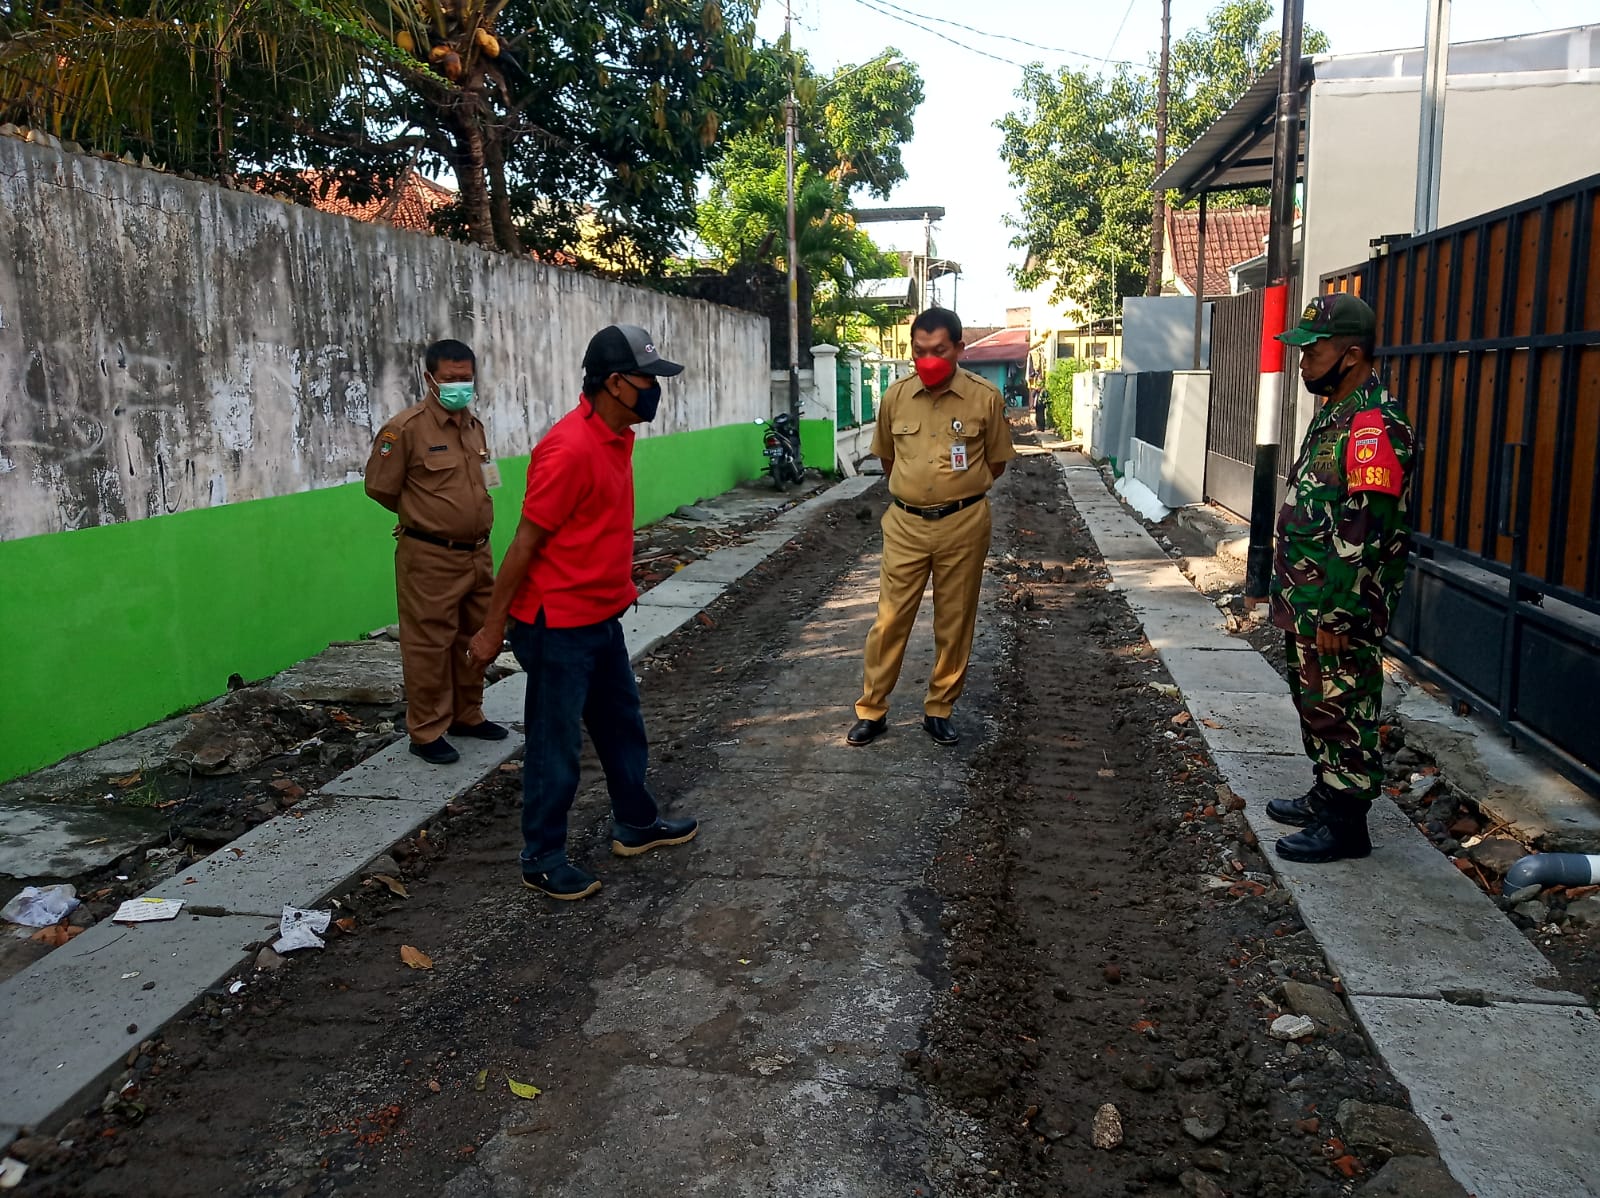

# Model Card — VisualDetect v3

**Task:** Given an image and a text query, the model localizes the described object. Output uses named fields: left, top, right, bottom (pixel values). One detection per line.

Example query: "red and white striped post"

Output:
left=1246, top=281, right=1290, bottom=596
left=1243, top=0, right=1304, bottom=600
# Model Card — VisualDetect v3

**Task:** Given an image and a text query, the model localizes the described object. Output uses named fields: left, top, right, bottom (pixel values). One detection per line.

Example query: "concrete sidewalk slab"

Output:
left=621, top=603, right=704, bottom=658
left=319, top=676, right=525, bottom=801
left=0, top=798, right=168, bottom=881
left=1181, top=692, right=1305, bottom=756
left=637, top=578, right=726, bottom=609
left=0, top=911, right=273, bottom=1132
left=1349, top=997, right=1600, bottom=1198
left=155, top=792, right=449, bottom=916
left=675, top=547, right=772, bottom=585
left=1227, top=774, right=1575, bottom=1002
left=1161, top=646, right=1287, bottom=695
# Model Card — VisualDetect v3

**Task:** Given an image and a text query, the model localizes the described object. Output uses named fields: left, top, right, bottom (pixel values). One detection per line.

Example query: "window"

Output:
left=1088, top=342, right=1108, bottom=359
left=1055, top=333, right=1075, bottom=358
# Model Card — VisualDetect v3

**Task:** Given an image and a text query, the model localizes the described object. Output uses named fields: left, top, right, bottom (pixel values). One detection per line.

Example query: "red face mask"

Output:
left=914, top=355, right=955, bottom=390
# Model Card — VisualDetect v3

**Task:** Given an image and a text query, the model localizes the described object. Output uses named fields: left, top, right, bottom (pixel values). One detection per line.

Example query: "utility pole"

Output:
left=1146, top=0, right=1172, bottom=297
left=1414, top=0, right=1451, bottom=234
left=783, top=0, right=801, bottom=422
left=1244, top=0, right=1304, bottom=599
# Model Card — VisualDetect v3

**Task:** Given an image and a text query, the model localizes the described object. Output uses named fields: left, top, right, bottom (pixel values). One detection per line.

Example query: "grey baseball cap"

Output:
left=582, top=324, right=684, bottom=377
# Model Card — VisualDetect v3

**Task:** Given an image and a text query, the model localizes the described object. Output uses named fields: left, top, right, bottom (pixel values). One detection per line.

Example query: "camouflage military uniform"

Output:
left=1270, top=376, right=1414, bottom=805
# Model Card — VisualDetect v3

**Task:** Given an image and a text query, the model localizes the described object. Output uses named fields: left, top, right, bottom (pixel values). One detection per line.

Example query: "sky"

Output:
left=756, top=0, right=1599, bottom=325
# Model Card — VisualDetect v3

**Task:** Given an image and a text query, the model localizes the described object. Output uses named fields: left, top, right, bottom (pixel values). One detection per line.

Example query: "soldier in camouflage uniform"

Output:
left=1258, top=294, right=1414, bottom=864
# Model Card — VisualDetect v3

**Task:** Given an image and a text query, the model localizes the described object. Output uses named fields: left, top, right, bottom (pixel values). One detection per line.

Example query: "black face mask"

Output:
left=1305, top=351, right=1356, bottom=397
left=625, top=380, right=662, bottom=422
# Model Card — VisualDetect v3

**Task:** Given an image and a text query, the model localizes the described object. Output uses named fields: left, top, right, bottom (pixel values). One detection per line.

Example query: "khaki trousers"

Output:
left=396, top=536, right=494, bottom=742
left=856, top=498, right=991, bottom=721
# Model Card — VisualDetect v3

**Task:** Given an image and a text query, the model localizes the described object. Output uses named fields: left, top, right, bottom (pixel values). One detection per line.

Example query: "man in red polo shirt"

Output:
left=467, top=325, right=697, bottom=900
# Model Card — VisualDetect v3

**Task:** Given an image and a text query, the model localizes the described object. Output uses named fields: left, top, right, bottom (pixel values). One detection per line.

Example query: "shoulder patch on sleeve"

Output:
left=1345, top=409, right=1404, bottom=497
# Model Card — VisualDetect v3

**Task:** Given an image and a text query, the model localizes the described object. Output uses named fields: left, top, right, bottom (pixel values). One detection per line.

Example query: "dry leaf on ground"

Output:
left=371, top=874, right=410, bottom=898
left=399, top=945, right=433, bottom=970
left=506, top=1077, right=542, bottom=1100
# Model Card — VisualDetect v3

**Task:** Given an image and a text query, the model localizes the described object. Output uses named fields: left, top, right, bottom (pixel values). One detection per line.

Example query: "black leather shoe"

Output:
left=847, top=717, right=887, bottom=746
left=922, top=715, right=959, bottom=746
left=449, top=719, right=509, bottom=740
left=408, top=737, right=460, bottom=765
left=1266, top=787, right=1321, bottom=827
left=1275, top=815, right=1372, bottom=864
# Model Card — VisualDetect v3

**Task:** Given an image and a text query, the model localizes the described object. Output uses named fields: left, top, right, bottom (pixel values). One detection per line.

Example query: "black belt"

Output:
left=401, top=527, right=489, bottom=552
left=892, top=495, right=985, bottom=520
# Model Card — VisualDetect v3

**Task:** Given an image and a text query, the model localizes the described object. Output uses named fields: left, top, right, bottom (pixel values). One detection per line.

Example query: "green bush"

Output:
left=1045, top=359, right=1091, bottom=437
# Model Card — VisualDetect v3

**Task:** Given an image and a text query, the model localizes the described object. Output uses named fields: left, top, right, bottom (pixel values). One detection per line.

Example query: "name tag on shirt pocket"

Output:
left=951, top=443, right=968, bottom=471
left=481, top=460, right=502, bottom=489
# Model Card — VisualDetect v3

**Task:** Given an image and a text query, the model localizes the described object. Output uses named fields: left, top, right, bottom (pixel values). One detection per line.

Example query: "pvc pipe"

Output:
left=1502, top=853, right=1600, bottom=894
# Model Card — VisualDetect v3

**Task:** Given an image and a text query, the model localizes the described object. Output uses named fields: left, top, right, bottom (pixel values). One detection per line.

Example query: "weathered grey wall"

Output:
left=0, top=135, right=769, bottom=542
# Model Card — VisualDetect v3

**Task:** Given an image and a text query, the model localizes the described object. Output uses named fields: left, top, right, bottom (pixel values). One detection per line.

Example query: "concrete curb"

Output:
left=1052, top=449, right=1600, bottom=1198
left=0, top=473, right=882, bottom=1142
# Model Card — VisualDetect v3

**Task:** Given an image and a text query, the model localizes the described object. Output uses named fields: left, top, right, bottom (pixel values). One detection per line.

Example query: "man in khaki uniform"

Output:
left=849, top=308, right=1016, bottom=747
left=365, top=339, right=507, bottom=764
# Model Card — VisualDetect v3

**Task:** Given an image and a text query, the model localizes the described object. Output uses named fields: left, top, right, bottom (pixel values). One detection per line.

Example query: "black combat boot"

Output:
left=1274, top=797, right=1372, bottom=864
left=1265, top=784, right=1325, bottom=827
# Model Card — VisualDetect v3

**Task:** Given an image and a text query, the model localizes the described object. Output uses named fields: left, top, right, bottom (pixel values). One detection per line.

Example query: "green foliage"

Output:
left=695, top=145, right=899, bottom=346
left=1045, top=358, right=1090, bottom=438
left=999, top=63, right=1154, bottom=311
left=729, top=45, right=925, bottom=199
left=0, top=0, right=767, bottom=270
left=999, top=0, right=1328, bottom=305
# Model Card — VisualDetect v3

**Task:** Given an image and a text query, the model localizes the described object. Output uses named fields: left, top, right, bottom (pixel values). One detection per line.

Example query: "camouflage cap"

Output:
left=1277, top=293, right=1376, bottom=347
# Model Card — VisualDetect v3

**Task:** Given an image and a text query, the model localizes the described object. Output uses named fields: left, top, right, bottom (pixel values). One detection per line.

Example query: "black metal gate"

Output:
left=1204, top=289, right=1287, bottom=517
left=1324, top=172, right=1600, bottom=791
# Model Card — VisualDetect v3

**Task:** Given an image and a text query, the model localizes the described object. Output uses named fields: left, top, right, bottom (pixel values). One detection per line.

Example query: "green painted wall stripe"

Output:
left=0, top=421, right=778, bottom=784
left=800, top=418, right=835, bottom=470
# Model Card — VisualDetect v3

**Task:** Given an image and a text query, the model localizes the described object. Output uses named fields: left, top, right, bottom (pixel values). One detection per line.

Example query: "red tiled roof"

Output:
left=1166, top=205, right=1271, bottom=297
left=962, top=326, right=1031, bottom=364
left=270, top=170, right=456, bottom=234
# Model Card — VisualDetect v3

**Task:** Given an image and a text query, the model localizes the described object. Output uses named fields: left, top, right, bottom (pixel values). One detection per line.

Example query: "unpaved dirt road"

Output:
left=18, top=433, right=1432, bottom=1197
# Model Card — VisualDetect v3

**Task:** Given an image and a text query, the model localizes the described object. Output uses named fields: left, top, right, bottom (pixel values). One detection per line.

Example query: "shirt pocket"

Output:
left=417, top=452, right=463, bottom=491
left=891, top=418, right=921, bottom=445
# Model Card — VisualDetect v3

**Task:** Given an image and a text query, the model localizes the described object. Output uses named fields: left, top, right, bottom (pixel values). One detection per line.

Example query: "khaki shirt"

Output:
left=364, top=396, right=495, bottom=542
left=870, top=368, right=1016, bottom=505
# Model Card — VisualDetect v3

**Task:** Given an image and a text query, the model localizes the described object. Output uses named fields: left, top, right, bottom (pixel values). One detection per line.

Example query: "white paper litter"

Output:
left=1, top=884, right=79, bottom=928
left=112, top=897, right=184, bottom=923
left=0, top=1157, right=26, bottom=1189
left=272, top=905, right=331, bottom=953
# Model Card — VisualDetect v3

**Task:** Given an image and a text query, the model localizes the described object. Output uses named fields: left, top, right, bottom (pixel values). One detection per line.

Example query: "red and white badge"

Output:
left=1345, top=410, right=1403, bottom=496
left=951, top=443, right=968, bottom=471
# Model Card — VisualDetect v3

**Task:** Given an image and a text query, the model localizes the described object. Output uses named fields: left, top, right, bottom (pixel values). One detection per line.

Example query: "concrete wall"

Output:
left=0, top=134, right=768, bottom=542
left=1120, top=296, right=1212, bottom=375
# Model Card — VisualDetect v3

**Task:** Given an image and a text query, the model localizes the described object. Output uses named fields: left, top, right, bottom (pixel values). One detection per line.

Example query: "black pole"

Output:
left=1244, top=0, right=1305, bottom=599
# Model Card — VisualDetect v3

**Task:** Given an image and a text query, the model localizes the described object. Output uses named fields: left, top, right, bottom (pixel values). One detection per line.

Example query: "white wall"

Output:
left=0, top=134, right=769, bottom=542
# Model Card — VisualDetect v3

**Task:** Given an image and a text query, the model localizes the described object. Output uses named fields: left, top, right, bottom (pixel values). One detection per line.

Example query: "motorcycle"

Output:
left=757, top=412, right=806, bottom=490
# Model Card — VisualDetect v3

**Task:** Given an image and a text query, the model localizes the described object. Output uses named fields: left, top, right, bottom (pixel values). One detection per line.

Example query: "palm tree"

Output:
left=0, top=0, right=432, bottom=182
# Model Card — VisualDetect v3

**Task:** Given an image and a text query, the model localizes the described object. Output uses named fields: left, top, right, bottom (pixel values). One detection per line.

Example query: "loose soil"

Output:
left=13, top=446, right=1440, bottom=1196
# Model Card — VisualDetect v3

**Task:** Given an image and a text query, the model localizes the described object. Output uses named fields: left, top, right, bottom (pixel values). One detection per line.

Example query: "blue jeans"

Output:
left=507, top=613, right=659, bottom=870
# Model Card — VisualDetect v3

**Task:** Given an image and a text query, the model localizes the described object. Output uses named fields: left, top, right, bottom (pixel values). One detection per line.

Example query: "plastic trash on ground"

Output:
left=273, top=905, right=332, bottom=953
left=2, top=884, right=80, bottom=928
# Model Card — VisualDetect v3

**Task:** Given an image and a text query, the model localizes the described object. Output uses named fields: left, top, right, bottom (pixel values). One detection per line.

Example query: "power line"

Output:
left=1100, top=0, right=1139, bottom=70
left=846, top=0, right=1030, bottom=68
left=863, top=0, right=1143, bottom=69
